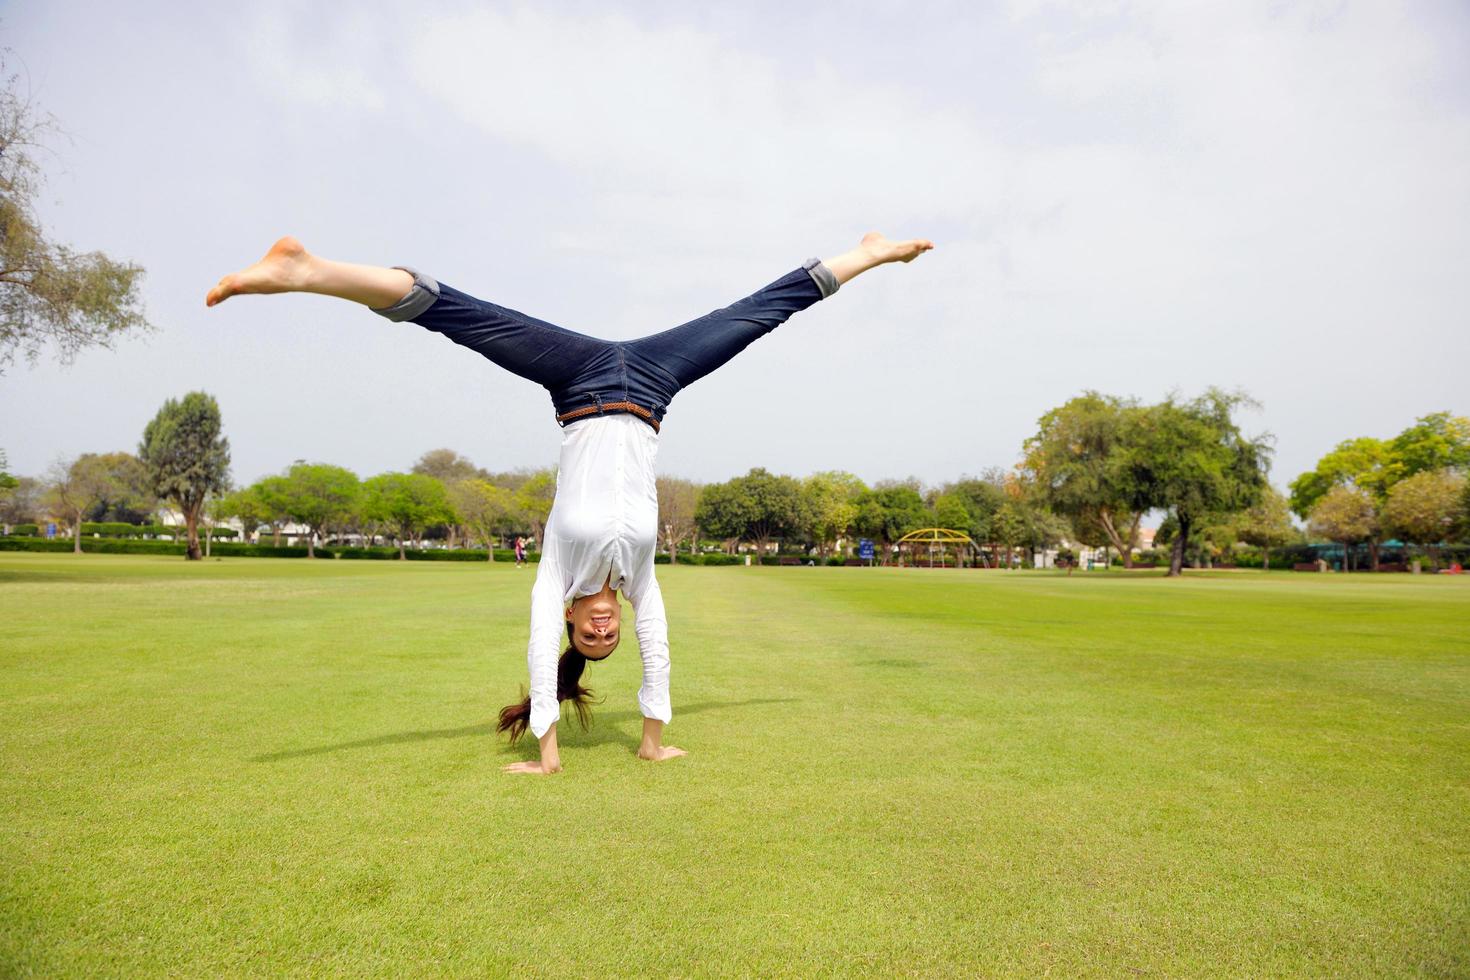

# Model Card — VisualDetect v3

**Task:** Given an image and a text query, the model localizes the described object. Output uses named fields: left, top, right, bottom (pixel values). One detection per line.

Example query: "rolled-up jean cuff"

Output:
left=802, top=257, right=839, bottom=299
left=370, top=266, right=440, bottom=321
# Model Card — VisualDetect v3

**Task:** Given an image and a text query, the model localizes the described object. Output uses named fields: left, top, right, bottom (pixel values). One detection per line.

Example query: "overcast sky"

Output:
left=3, top=1, right=1467, bottom=492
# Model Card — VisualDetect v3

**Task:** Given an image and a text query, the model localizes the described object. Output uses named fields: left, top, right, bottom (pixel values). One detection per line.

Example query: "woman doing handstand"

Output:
left=205, top=232, right=932, bottom=774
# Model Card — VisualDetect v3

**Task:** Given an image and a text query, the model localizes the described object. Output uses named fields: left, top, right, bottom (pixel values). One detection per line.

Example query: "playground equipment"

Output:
left=895, top=527, right=985, bottom=568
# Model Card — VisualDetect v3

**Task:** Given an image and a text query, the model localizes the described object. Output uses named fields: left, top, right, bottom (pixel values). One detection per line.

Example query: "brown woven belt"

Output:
left=556, top=401, right=661, bottom=433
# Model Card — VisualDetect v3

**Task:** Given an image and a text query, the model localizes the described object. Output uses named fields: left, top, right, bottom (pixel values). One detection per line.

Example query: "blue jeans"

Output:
left=371, top=259, right=838, bottom=428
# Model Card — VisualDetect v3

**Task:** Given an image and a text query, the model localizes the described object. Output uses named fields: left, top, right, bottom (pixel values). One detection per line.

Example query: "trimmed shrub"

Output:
left=333, top=546, right=494, bottom=562
left=0, top=538, right=78, bottom=553
left=654, top=553, right=710, bottom=565
left=0, top=537, right=320, bottom=558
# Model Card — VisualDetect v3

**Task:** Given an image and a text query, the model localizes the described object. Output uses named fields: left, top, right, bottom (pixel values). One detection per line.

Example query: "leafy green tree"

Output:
left=0, top=474, right=41, bottom=531
left=45, top=454, right=115, bottom=553
left=78, top=452, right=154, bottom=524
left=1308, top=485, right=1377, bottom=573
left=252, top=475, right=294, bottom=547
left=940, top=476, right=1007, bottom=551
left=0, top=55, right=150, bottom=371
left=1460, top=479, right=1470, bottom=543
left=1236, top=486, right=1296, bottom=571
left=656, top=475, right=702, bottom=562
left=0, top=448, right=17, bottom=497
left=1389, top=412, right=1470, bottom=479
left=802, top=471, right=866, bottom=558
left=362, top=473, right=456, bottom=559
left=1288, top=437, right=1394, bottom=520
left=1119, top=390, right=1270, bottom=577
left=412, top=448, right=486, bottom=484
left=138, top=392, right=231, bottom=560
left=1023, top=392, right=1149, bottom=567
left=694, top=469, right=809, bottom=556
left=991, top=499, right=1029, bottom=568
left=854, top=481, right=928, bottom=564
left=450, top=479, right=517, bottom=558
left=215, top=485, right=271, bottom=545
left=931, top=492, right=973, bottom=535
left=1380, top=470, right=1465, bottom=570
left=514, top=468, right=557, bottom=548
left=694, top=479, right=757, bottom=552
left=282, top=463, right=360, bottom=558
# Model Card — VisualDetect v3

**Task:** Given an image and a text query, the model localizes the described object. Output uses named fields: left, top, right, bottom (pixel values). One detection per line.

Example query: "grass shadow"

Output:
left=251, top=698, right=798, bottom=763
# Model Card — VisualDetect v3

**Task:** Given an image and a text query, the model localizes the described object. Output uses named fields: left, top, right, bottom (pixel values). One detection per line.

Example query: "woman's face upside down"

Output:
left=566, top=587, right=622, bottom=660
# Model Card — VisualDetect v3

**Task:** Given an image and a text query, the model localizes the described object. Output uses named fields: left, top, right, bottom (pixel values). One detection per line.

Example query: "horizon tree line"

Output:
left=3, top=393, right=1467, bottom=571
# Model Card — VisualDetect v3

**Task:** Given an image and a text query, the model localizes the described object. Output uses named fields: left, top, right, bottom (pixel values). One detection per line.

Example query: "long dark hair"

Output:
left=496, top=623, right=600, bottom=743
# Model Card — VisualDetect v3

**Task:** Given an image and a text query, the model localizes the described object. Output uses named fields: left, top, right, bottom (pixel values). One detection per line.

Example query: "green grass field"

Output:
left=1, top=554, right=1466, bottom=977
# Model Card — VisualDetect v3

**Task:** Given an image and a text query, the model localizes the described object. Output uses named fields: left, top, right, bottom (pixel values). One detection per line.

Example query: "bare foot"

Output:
left=205, top=236, right=315, bottom=307
left=859, top=231, right=935, bottom=265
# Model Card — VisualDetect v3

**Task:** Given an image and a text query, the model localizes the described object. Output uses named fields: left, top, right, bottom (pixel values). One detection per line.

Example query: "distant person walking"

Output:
left=206, top=231, right=932, bottom=774
left=514, top=535, right=527, bottom=568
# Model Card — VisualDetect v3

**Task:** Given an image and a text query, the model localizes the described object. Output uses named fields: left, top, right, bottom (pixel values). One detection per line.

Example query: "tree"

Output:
left=362, top=473, right=456, bottom=560
left=940, top=476, right=1007, bottom=558
left=0, top=448, right=17, bottom=498
left=0, top=54, right=151, bottom=371
left=1288, top=436, right=1395, bottom=570
left=412, top=448, right=486, bottom=484
left=252, top=475, right=293, bottom=547
left=656, top=475, right=701, bottom=562
left=1381, top=470, right=1464, bottom=570
left=931, top=492, right=972, bottom=535
left=1288, top=437, right=1395, bottom=519
left=692, top=468, right=807, bottom=556
left=694, top=479, right=757, bottom=553
left=215, top=485, right=271, bottom=545
left=282, top=463, right=360, bottom=559
left=1236, top=486, right=1296, bottom=571
left=1389, top=412, right=1470, bottom=480
left=1460, top=479, right=1470, bottom=543
left=987, top=475, right=1070, bottom=568
left=802, top=471, right=866, bottom=558
left=0, top=474, right=40, bottom=531
left=1023, top=392, right=1149, bottom=567
left=853, top=481, right=928, bottom=564
left=451, top=479, right=517, bottom=558
left=1118, top=390, right=1270, bottom=577
left=514, top=468, right=557, bottom=548
left=44, top=454, right=115, bottom=553
left=76, top=451, right=154, bottom=524
left=991, top=499, right=1029, bottom=568
left=1308, top=485, right=1377, bottom=572
left=137, top=392, right=231, bottom=560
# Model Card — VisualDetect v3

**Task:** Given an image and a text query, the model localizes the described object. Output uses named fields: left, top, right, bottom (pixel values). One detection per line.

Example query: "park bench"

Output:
left=1292, top=563, right=1320, bottom=572
left=779, top=556, right=801, bottom=566
left=843, top=558, right=863, bottom=567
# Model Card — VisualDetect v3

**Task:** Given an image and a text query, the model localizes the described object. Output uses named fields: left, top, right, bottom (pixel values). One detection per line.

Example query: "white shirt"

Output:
left=527, top=413, right=671, bottom=739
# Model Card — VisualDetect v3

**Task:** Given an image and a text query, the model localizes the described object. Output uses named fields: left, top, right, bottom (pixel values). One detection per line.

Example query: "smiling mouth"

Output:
left=590, top=613, right=613, bottom=628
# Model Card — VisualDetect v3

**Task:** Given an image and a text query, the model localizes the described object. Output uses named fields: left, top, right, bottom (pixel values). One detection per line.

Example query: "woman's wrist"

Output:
left=539, top=724, right=561, bottom=771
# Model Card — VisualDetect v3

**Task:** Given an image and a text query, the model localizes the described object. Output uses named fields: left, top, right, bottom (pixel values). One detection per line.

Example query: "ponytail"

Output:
left=497, top=623, right=601, bottom=743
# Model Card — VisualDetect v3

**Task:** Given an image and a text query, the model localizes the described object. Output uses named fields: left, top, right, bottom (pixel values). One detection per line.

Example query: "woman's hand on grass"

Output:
left=503, top=725, right=560, bottom=774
